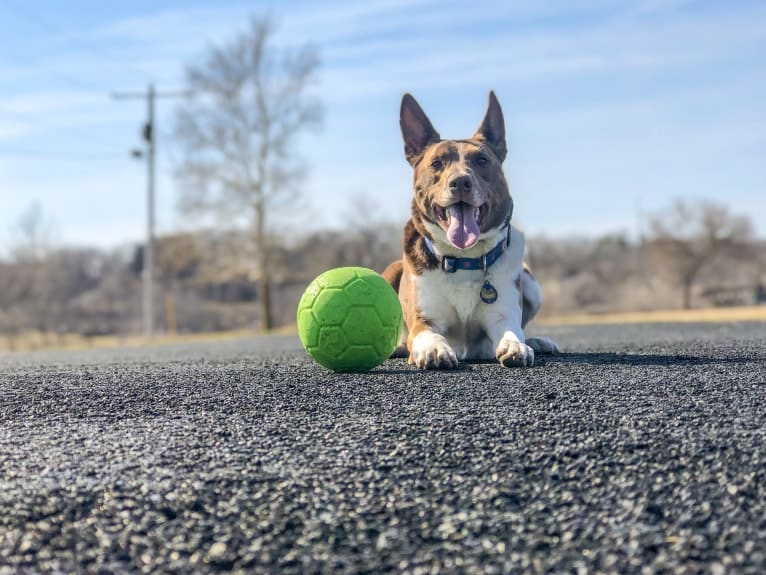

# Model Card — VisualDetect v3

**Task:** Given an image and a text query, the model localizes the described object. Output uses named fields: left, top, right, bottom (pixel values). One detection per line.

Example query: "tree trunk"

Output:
left=254, top=202, right=273, bottom=332
left=681, top=277, right=693, bottom=310
left=259, top=273, right=273, bottom=332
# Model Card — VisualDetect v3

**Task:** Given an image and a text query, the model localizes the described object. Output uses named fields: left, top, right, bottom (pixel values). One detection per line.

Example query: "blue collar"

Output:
left=424, top=225, right=511, bottom=273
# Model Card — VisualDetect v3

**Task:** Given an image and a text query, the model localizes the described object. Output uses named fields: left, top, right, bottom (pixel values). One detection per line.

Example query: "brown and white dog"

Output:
left=382, top=91, right=559, bottom=369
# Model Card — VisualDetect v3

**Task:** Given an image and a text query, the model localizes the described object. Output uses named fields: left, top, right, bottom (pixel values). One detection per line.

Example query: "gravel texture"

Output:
left=1, top=322, right=765, bottom=574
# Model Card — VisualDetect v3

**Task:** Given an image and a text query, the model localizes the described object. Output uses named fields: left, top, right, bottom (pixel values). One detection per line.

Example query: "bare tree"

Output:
left=10, top=202, right=55, bottom=263
left=173, top=16, right=322, bottom=330
left=647, top=200, right=754, bottom=309
left=7, top=203, right=59, bottom=338
left=341, top=194, right=402, bottom=272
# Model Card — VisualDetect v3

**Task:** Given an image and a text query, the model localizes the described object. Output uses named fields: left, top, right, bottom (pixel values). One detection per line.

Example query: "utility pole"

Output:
left=112, top=85, right=191, bottom=337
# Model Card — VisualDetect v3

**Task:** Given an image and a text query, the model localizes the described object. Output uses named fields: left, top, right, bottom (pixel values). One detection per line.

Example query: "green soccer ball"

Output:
left=297, top=267, right=403, bottom=372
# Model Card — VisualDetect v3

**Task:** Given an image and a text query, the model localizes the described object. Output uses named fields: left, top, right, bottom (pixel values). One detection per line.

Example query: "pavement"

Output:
left=0, top=322, right=765, bottom=574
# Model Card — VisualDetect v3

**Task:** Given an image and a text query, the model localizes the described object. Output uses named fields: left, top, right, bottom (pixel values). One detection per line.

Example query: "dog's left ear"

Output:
left=473, top=91, right=507, bottom=163
left=400, top=93, right=441, bottom=166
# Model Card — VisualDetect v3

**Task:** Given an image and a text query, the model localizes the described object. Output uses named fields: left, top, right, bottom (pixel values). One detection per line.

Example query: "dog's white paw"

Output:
left=525, top=336, right=560, bottom=355
left=496, top=335, right=535, bottom=368
left=409, top=331, right=459, bottom=370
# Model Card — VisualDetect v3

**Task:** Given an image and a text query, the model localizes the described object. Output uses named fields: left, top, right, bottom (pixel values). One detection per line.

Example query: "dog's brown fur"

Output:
left=383, top=92, right=558, bottom=367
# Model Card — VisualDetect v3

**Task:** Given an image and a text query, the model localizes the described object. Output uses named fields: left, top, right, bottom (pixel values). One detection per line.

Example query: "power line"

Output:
left=0, top=106, right=136, bottom=156
left=0, top=146, right=122, bottom=162
left=112, top=89, right=194, bottom=101
left=0, top=0, right=155, bottom=82
left=1, top=54, right=104, bottom=93
left=0, top=13, right=108, bottom=92
left=112, top=84, right=192, bottom=338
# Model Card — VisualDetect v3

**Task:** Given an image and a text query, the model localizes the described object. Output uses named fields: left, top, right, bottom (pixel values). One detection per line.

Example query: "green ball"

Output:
left=297, top=267, right=403, bottom=372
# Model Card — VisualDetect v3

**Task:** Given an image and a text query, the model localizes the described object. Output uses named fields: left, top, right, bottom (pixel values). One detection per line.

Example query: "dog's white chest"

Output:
left=421, top=270, right=485, bottom=324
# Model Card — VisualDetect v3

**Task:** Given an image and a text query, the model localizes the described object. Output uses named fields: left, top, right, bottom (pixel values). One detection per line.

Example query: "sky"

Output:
left=0, top=0, right=764, bottom=253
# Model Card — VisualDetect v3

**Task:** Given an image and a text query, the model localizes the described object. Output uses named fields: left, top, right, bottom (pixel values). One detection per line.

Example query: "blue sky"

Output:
left=1, top=0, right=764, bottom=251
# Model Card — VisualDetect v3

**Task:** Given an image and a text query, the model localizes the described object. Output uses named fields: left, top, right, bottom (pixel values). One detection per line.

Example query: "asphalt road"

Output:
left=1, top=322, right=765, bottom=574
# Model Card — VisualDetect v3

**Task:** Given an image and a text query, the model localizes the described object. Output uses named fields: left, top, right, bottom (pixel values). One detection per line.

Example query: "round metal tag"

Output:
left=480, top=280, right=498, bottom=304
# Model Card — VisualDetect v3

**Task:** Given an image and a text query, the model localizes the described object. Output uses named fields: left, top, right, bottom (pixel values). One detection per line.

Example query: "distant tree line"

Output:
left=528, top=200, right=762, bottom=315
left=0, top=198, right=763, bottom=348
left=0, top=215, right=404, bottom=346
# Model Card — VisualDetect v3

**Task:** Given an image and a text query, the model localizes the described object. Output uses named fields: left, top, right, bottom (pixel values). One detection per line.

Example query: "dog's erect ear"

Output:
left=400, top=93, right=440, bottom=166
left=473, top=91, right=507, bottom=163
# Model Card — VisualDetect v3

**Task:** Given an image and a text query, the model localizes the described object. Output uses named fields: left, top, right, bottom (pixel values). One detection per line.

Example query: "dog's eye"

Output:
left=430, top=159, right=443, bottom=171
left=475, top=155, right=489, bottom=166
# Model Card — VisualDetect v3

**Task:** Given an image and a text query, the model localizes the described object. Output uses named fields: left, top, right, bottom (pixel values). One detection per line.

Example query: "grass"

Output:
left=0, top=328, right=269, bottom=354
left=2, top=306, right=764, bottom=354
left=537, top=305, right=766, bottom=326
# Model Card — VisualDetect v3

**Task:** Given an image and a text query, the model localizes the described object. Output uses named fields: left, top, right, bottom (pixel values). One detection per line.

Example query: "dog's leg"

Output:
left=482, top=288, right=535, bottom=368
left=382, top=260, right=410, bottom=359
left=520, top=265, right=560, bottom=355
left=395, top=258, right=459, bottom=370
left=520, top=264, right=541, bottom=327
left=525, top=336, right=560, bottom=355
left=390, top=323, right=409, bottom=358
left=382, top=260, right=403, bottom=293
left=408, top=324, right=459, bottom=370
left=493, top=328, right=535, bottom=368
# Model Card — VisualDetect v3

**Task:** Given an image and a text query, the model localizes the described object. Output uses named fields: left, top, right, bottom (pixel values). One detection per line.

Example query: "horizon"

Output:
left=1, top=0, right=764, bottom=254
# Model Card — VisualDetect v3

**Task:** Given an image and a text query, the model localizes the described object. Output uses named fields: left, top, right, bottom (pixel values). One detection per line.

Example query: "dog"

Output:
left=382, top=91, right=559, bottom=369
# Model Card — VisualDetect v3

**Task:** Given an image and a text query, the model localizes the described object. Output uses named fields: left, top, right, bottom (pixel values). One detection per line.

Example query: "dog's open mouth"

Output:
left=433, top=201, right=487, bottom=250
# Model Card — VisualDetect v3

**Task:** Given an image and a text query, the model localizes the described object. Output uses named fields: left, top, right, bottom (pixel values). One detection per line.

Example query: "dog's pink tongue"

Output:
left=447, top=203, right=480, bottom=249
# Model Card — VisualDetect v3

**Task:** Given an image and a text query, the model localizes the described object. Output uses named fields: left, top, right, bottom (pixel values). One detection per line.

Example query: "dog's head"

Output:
left=400, top=92, right=512, bottom=251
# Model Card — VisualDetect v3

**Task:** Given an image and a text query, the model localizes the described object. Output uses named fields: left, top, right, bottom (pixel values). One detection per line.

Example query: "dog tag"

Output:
left=480, top=280, right=498, bottom=304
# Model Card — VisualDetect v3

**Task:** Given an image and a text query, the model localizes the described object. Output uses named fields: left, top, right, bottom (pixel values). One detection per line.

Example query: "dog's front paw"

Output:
left=409, top=331, right=459, bottom=370
left=496, top=335, right=535, bottom=367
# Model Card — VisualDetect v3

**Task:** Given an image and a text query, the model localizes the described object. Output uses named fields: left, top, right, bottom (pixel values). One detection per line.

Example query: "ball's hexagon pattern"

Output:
left=339, top=345, right=382, bottom=371
left=299, top=280, right=323, bottom=310
left=344, top=277, right=375, bottom=306
left=376, top=326, right=400, bottom=357
left=297, top=267, right=403, bottom=372
left=297, top=308, right=319, bottom=348
left=316, top=325, right=349, bottom=359
left=374, top=287, right=402, bottom=328
left=311, top=287, right=350, bottom=326
left=314, top=267, right=358, bottom=290
left=342, top=306, right=383, bottom=345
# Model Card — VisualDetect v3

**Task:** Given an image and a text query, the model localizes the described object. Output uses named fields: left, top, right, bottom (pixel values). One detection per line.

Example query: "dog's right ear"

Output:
left=473, top=91, right=507, bottom=163
left=400, top=94, right=440, bottom=166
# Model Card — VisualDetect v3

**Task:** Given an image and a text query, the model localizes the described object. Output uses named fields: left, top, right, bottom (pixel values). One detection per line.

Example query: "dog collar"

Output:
left=424, top=225, right=511, bottom=274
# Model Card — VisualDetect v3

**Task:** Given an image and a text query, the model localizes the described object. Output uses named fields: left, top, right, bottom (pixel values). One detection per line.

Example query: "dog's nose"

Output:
left=448, top=174, right=472, bottom=194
